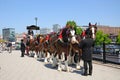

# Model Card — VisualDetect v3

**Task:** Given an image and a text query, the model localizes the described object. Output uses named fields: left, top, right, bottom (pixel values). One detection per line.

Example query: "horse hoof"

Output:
left=57, top=66, right=62, bottom=71
left=37, top=58, right=41, bottom=61
left=70, top=68, right=73, bottom=72
left=44, top=58, right=48, bottom=63
left=57, top=68, right=62, bottom=72
left=76, top=66, right=80, bottom=70
left=49, top=60, right=53, bottom=63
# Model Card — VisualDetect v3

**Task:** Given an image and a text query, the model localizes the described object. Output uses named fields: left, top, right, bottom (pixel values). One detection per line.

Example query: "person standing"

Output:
left=79, top=34, right=94, bottom=76
left=20, top=39, right=25, bottom=57
left=28, top=29, right=34, bottom=36
left=7, top=42, right=12, bottom=53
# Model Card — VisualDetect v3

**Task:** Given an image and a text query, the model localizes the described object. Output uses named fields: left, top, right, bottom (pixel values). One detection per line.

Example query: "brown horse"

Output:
left=42, top=33, right=58, bottom=63
left=68, top=35, right=82, bottom=69
left=28, top=38, right=37, bottom=57
left=68, top=23, right=97, bottom=69
left=25, top=35, right=35, bottom=57
left=67, top=27, right=82, bottom=69
left=50, top=28, right=73, bottom=72
left=25, top=35, right=45, bottom=58
left=34, top=35, right=46, bottom=59
left=53, top=39, right=72, bottom=71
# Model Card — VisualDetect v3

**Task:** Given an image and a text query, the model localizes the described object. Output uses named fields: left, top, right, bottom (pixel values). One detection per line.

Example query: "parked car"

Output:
left=15, top=42, right=20, bottom=50
left=93, top=49, right=103, bottom=54
left=93, top=46, right=103, bottom=54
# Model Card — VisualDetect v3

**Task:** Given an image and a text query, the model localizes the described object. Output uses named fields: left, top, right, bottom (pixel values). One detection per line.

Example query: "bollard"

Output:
left=118, top=51, right=120, bottom=63
left=103, top=42, right=106, bottom=63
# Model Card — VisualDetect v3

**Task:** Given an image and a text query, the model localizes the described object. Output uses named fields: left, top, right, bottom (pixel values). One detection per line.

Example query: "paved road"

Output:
left=0, top=50, right=120, bottom=80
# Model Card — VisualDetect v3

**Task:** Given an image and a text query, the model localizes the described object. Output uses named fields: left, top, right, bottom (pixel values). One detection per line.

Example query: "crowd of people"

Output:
left=0, top=41, right=13, bottom=53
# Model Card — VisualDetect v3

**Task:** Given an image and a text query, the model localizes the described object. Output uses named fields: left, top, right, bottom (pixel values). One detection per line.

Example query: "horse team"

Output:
left=23, top=22, right=97, bottom=72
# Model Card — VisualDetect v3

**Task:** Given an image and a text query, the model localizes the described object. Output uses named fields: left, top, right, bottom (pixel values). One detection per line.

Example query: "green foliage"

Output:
left=66, top=20, right=77, bottom=28
left=95, top=30, right=112, bottom=45
left=74, top=26, right=83, bottom=35
left=116, top=32, right=120, bottom=44
left=0, top=39, right=5, bottom=42
left=66, top=20, right=83, bottom=35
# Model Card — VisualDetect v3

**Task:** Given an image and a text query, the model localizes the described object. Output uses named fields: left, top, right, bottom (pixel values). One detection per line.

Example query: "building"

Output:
left=40, top=28, right=52, bottom=35
left=81, top=25, right=120, bottom=35
left=2, top=28, right=16, bottom=42
left=52, top=24, right=61, bottom=33
left=81, top=26, right=88, bottom=30
left=97, top=25, right=120, bottom=42
left=15, top=33, right=25, bottom=43
left=97, top=25, right=120, bottom=35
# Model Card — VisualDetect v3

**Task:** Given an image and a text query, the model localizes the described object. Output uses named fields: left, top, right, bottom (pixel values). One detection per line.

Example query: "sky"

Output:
left=0, top=0, right=120, bottom=34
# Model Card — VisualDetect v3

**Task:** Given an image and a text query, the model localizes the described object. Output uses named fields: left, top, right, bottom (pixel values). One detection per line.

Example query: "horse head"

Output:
left=68, top=27, right=79, bottom=44
left=86, top=22, right=97, bottom=39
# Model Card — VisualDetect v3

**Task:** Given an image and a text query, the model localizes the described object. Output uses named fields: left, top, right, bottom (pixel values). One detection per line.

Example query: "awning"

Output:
left=26, top=25, right=40, bottom=30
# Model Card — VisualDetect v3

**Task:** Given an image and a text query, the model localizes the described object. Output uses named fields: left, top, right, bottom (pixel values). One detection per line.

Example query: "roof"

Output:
left=26, top=25, right=40, bottom=30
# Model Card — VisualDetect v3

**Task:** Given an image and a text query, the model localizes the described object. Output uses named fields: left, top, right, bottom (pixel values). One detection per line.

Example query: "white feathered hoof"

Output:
left=57, top=65, right=62, bottom=72
left=64, top=67, right=69, bottom=72
left=64, top=61, right=70, bottom=72
left=37, top=57, right=41, bottom=61
left=29, top=53, right=35, bottom=57
left=76, top=63, right=81, bottom=70
left=34, top=54, right=37, bottom=59
left=76, top=65, right=80, bottom=70
left=49, top=58, right=53, bottom=63
left=44, top=58, right=48, bottom=63
left=52, top=57, right=57, bottom=68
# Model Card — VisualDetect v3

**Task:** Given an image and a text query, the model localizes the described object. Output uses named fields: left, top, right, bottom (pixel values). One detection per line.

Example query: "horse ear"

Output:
left=89, top=22, right=91, bottom=26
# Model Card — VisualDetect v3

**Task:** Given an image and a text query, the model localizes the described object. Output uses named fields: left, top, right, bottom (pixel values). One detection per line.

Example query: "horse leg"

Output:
left=26, top=46, right=29, bottom=55
left=44, top=51, right=48, bottom=63
left=57, top=52, right=62, bottom=71
left=34, top=49, right=38, bottom=59
left=37, top=48, right=43, bottom=61
left=64, top=51, right=70, bottom=72
left=48, top=52, right=53, bottom=63
left=68, top=49, right=74, bottom=65
left=76, top=50, right=82, bottom=70
left=52, top=52, right=58, bottom=68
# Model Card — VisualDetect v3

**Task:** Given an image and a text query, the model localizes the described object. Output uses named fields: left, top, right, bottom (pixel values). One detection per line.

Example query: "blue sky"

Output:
left=0, top=0, right=120, bottom=34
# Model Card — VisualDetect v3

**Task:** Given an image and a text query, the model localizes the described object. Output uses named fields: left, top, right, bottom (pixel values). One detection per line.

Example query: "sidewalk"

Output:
left=0, top=50, right=120, bottom=80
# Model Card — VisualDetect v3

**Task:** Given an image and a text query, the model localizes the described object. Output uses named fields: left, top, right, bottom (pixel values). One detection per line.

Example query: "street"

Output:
left=0, top=50, right=120, bottom=80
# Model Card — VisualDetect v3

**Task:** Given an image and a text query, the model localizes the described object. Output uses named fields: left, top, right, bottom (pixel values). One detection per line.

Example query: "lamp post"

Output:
left=35, top=17, right=38, bottom=26
left=35, top=17, right=38, bottom=34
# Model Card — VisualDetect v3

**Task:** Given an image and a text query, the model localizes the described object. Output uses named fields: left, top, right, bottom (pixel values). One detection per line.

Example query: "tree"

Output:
left=74, top=26, right=83, bottom=35
left=95, top=30, right=112, bottom=45
left=116, top=32, right=120, bottom=44
left=66, top=20, right=76, bottom=28
left=66, top=20, right=82, bottom=35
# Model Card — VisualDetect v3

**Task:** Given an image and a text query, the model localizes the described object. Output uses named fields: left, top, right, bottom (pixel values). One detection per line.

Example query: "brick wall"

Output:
left=97, top=26, right=120, bottom=35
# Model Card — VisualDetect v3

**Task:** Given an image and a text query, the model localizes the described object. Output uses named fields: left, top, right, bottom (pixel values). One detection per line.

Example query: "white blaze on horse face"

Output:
left=70, top=30, right=75, bottom=36
left=91, top=27, right=95, bottom=39
left=70, top=30, right=75, bottom=42
left=70, top=30, right=78, bottom=43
